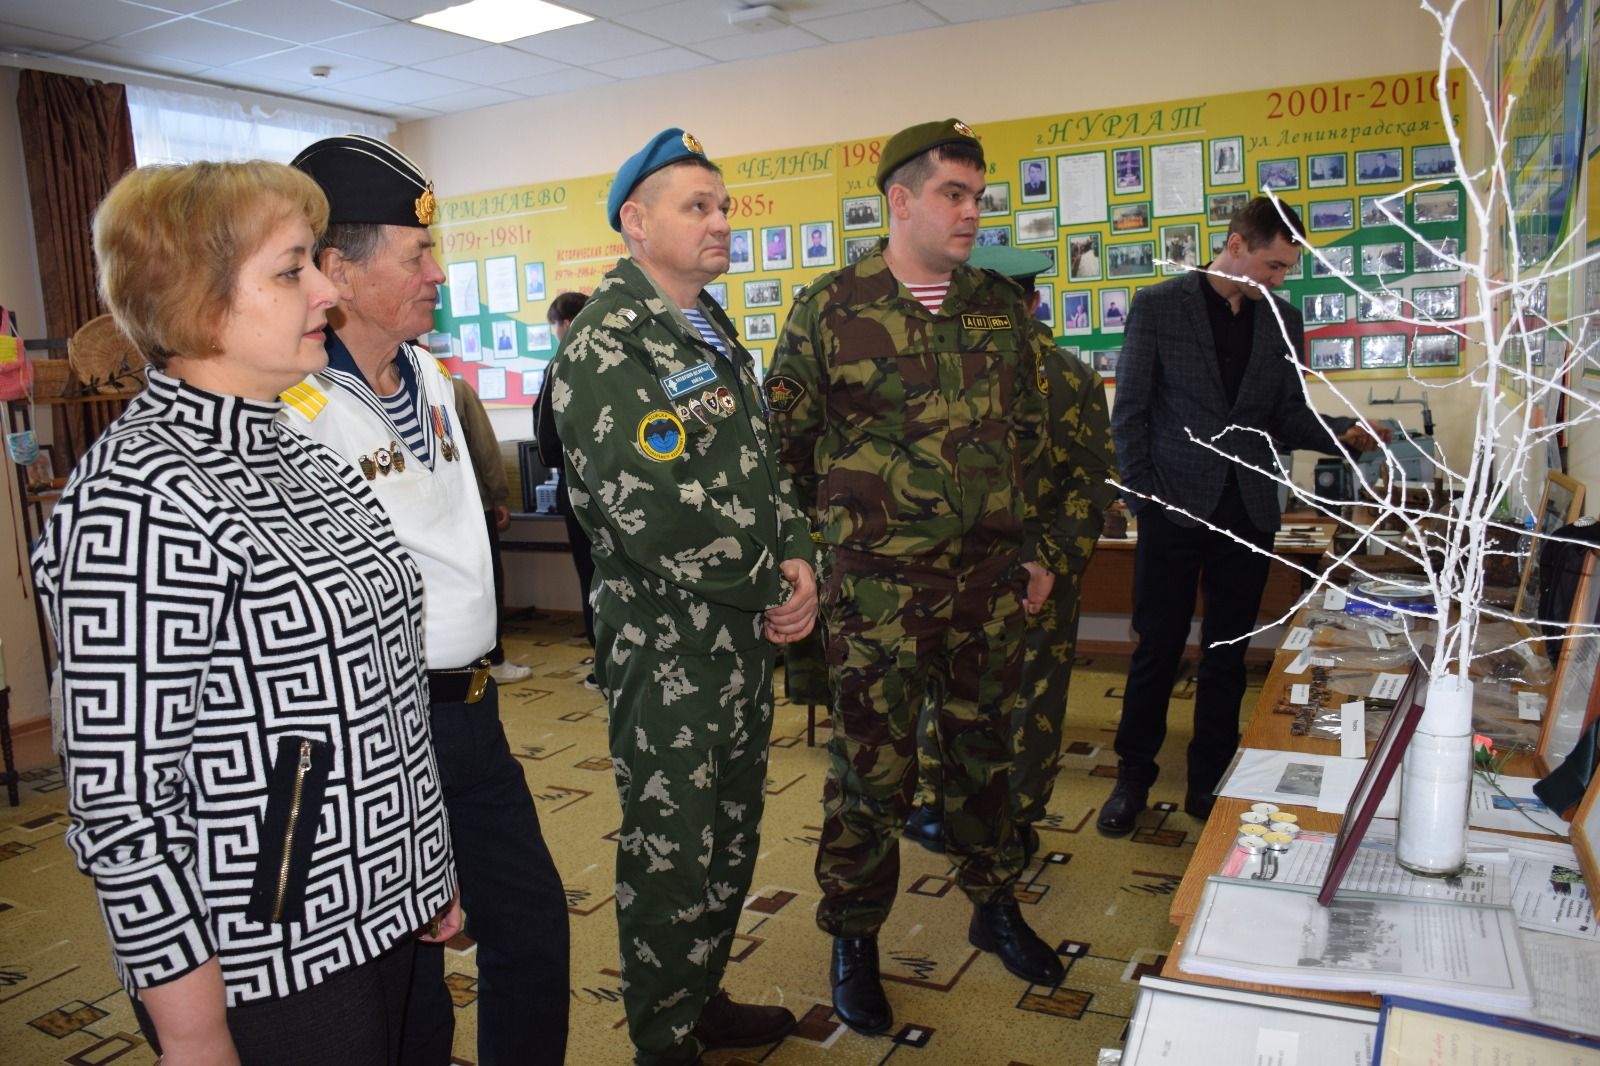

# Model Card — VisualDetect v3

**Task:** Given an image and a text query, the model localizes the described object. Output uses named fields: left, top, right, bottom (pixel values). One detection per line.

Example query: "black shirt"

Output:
left=1199, top=262, right=1254, bottom=407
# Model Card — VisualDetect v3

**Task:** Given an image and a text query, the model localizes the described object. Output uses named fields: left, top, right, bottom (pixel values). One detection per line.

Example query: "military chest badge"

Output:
left=375, top=446, right=393, bottom=475
left=1036, top=353, right=1050, bottom=396
left=714, top=386, right=736, bottom=414
left=764, top=374, right=804, bottom=413
left=638, top=409, right=686, bottom=461
left=390, top=440, right=406, bottom=473
left=358, top=454, right=376, bottom=480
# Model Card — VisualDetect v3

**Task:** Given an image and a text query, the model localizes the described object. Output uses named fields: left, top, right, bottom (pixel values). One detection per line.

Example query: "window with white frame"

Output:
left=127, top=84, right=393, bottom=166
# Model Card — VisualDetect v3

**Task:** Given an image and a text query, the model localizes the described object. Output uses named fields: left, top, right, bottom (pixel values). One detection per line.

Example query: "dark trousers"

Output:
left=485, top=510, right=508, bottom=664
left=1114, top=488, right=1274, bottom=795
left=401, top=682, right=571, bottom=1066
left=134, top=938, right=421, bottom=1066
left=558, top=484, right=596, bottom=645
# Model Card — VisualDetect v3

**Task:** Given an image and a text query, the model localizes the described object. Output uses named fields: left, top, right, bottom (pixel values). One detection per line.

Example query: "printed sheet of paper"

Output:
left=1219, top=748, right=1345, bottom=806
left=484, top=255, right=519, bottom=314
left=1057, top=152, right=1108, bottom=225
left=1122, top=977, right=1377, bottom=1065
left=1380, top=996, right=1600, bottom=1061
left=1218, top=828, right=1509, bottom=906
left=1522, top=929, right=1600, bottom=1036
left=1468, top=775, right=1561, bottom=833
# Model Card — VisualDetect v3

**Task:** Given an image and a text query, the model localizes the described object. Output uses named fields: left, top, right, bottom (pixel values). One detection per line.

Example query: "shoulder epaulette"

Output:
left=279, top=378, right=328, bottom=421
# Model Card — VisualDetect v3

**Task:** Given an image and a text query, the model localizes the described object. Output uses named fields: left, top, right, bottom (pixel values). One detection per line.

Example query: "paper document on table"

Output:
left=1512, top=853, right=1598, bottom=940
left=1179, top=878, right=1533, bottom=1014
left=1522, top=929, right=1600, bottom=1036
left=1313, top=758, right=1399, bottom=817
left=1378, top=996, right=1600, bottom=1062
left=1217, top=829, right=1509, bottom=906
left=1121, top=976, right=1378, bottom=1065
left=1218, top=748, right=1346, bottom=806
left=1468, top=776, right=1562, bottom=833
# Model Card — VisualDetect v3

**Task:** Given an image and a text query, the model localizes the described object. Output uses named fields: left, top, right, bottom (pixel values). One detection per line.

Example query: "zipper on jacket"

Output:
left=272, top=739, right=314, bottom=922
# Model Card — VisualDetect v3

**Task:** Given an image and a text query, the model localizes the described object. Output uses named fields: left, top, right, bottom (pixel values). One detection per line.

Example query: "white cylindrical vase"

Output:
left=1397, top=673, right=1473, bottom=876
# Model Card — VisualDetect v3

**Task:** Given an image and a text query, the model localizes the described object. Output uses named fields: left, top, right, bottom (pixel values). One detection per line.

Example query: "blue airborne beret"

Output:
left=607, top=127, right=710, bottom=232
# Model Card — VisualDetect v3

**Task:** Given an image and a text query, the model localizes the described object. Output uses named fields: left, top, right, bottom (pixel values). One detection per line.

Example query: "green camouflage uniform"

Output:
left=765, top=241, right=1067, bottom=937
left=916, top=320, right=1118, bottom=831
left=549, top=258, right=810, bottom=1066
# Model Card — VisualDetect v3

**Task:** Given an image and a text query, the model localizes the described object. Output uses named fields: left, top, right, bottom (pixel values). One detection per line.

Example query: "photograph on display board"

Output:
left=1307, top=152, right=1348, bottom=187
left=977, top=225, right=1012, bottom=247
left=1034, top=283, right=1054, bottom=326
left=743, top=313, right=777, bottom=341
left=1411, top=144, right=1457, bottom=179
left=761, top=225, right=793, bottom=271
left=744, top=278, right=782, bottom=308
left=447, top=261, right=480, bottom=318
left=1111, top=201, right=1151, bottom=233
left=485, top=254, right=520, bottom=313
left=427, top=330, right=452, bottom=357
left=1257, top=158, right=1300, bottom=191
left=844, top=236, right=877, bottom=264
left=1360, top=194, right=1406, bottom=226
left=1361, top=333, right=1407, bottom=369
left=842, top=194, right=882, bottom=230
left=1100, top=287, right=1130, bottom=332
left=1411, top=333, right=1461, bottom=367
left=1312, top=245, right=1354, bottom=277
left=979, top=183, right=1012, bottom=216
left=1309, top=199, right=1355, bottom=232
left=491, top=320, right=517, bottom=358
left=1094, top=348, right=1120, bottom=377
left=1015, top=208, right=1057, bottom=244
left=1412, top=285, right=1461, bottom=320
left=1208, top=136, right=1244, bottom=186
left=1414, top=237, right=1459, bottom=272
left=800, top=222, right=835, bottom=268
left=1208, top=230, right=1228, bottom=259
left=1361, top=241, right=1407, bottom=275
left=1413, top=188, right=1460, bottom=223
left=525, top=323, right=552, bottom=352
left=728, top=229, right=755, bottom=273
left=1355, top=147, right=1403, bottom=182
left=1309, top=336, right=1356, bottom=371
left=1303, top=292, right=1347, bottom=325
left=1113, top=146, right=1144, bottom=195
left=1160, top=223, right=1200, bottom=274
left=1107, top=241, right=1155, bottom=279
left=1061, top=290, right=1092, bottom=334
left=459, top=322, right=482, bottom=362
left=705, top=282, right=728, bottom=308
left=1020, top=157, right=1050, bottom=203
left=524, top=262, right=546, bottom=302
left=1068, top=233, right=1102, bottom=281
left=1358, top=290, right=1403, bottom=322
left=1208, top=190, right=1250, bottom=225
left=1038, top=246, right=1059, bottom=277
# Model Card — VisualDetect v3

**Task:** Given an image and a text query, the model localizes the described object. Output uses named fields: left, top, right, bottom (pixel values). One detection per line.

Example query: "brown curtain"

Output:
left=16, top=69, right=134, bottom=340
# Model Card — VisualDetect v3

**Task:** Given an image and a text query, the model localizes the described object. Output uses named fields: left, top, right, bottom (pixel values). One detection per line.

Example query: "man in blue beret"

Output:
left=549, top=128, right=817, bottom=1066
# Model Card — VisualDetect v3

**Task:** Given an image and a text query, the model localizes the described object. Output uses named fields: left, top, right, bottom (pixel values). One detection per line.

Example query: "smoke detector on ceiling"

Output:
left=727, top=4, right=789, bottom=32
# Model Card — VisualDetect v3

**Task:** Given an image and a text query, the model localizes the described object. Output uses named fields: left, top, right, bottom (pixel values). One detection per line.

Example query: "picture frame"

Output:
left=1256, top=157, right=1300, bottom=192
left=728, top=228, right=755, bottom=274
left=459, top=322, right=482, bottom=362
left=1034, top=283, right=1054, bottom=327
left=1207, top=136, right=1244, bottom=186
left=426, top=330, right=453, bottom=356
left=1360, top=194, right=1407, bottom=227
left=1410, top=332, right=1460, bottom=367
left=1159, top=223, right=1200, bottom=275
left=1100, top=287, right=1130, bottom=333
left=841, top=194, right=883, bottom=231
left=1537, top=546, right=1600, bottom=775
left=1207, top=190, right=1250, bottom=225
left=1361, top=241, right=1407, bottom=276
left=1318, top=662, right=1426, bottom=906
left=24, top=445, right=54, bottom=494
left=1360, top=333, right=1407, bottom=369
left=1413, top=188, right=1460, bottom=223
left=705, top=281, right=728, bottom=309
left=1411, top=144, right=1457, bottom=180
left=1355, top=147, right=1403, bottom=184
left=743, top=278, right=783, bottom=308
left=1306, top=152, right=1348, bottom=188
left=1067, top=233, right=1102, bottom=282
left=1037, top=246, right=1059, bottom=278
left=1517, top=470, right=1587, bottom=621
left=799, top=221, right=835, bottom=269
left=760, top=224, right=793, bottom=271
left=1411, top=284, right=1461, bottom=321
left=490, top=319, right=518, bottom=358
left=1208, top=230, right=1228, bottom=259
left=1110, top=201, right=1152, bottom=234
left=1357, top=290, right=1403, bottom=322
left=1061, top=290, right=1093, bottom=335
left=1015, top=207, right=1058, bottom=245
left=524, top=323, right=552, bottom=353
left=1093, top=347, right=1121, bottom=378
left=843, top=236, right=877, bottom=265
left=524, top=261, right=546, bottom=302
left=1303, top=292, right=1347, bottom=326
left=1019, top=157, right=1051, bottom=203
left=1414, top=237, right=1460, bottom=273
left=978, top=182, right=1012, bottom=217
left=976, top=225, right=1012, bottom=247
left=1571, top=758, right=1600, bottom=901
left=1308, top=336, right=1357, bottom=371
left=742, top=312, right=777, bottom=341
left=1112, top=146, right=1145, bottom=195
left=1107, top=240, right=1155, bottom=279
left=1311, top=245, right=1353, bottom=278
left=1308, top=199, right=1355, bottom=232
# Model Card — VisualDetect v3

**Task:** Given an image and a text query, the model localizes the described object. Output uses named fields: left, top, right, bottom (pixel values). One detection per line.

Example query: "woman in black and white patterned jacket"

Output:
left=32, top=161, right=458, bottom=1066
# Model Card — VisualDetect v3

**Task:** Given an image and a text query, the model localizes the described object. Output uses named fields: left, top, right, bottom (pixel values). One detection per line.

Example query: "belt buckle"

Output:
left=466, top=661, right=491, bottom=704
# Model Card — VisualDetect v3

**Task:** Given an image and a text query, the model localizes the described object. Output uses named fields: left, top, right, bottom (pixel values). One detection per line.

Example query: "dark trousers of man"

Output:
left=401, top=681, right=571, bottom=1066
left=1114, top=484, right=1274, bottom=795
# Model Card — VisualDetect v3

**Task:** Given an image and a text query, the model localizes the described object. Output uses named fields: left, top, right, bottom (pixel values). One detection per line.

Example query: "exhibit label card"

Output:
left=1341, top=701, right=1366, bottom=759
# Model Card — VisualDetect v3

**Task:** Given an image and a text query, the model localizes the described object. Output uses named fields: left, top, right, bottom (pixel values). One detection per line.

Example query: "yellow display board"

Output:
left=431, top=69, right=1468, bottom=406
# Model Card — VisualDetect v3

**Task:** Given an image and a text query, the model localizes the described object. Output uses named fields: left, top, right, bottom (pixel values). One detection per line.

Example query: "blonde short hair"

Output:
left=93, top=161, right=329, bottom=368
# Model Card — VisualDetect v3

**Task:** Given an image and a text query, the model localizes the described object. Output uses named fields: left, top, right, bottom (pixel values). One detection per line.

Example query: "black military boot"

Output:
left=1184, top=787, right=1216, bottom=820
left=903, top=803, right=945, bottom=852
left=692, top=989, right=796, bottom=1049
left=1095, top=779, right=1148, bottom=836
left=969, top=897, right=1064, bottom=985
left=830, top=936, right=893, bottom=1034
left=1017, top=820, right=1042, bottom=864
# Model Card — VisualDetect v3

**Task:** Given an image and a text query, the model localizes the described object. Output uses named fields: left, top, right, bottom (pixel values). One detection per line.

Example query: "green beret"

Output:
left=291, top=135, right=436, bottom=227
left=968, top=246, right=1052, bottom=288
left=876, top=118, right=983, bottom=190
left=608, top=127, right=711, bottom=232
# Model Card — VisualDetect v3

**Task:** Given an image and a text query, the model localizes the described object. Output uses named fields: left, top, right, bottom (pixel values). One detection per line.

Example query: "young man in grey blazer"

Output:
left=1099, top=197, right=1384, bottom=835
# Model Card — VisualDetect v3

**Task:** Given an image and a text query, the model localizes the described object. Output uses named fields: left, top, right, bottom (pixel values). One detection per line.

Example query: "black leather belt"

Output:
left=427, top=657, right=493, bottom=705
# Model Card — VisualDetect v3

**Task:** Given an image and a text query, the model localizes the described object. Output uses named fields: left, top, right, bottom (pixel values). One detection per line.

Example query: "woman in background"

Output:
left=33, top=160, right=458, bottom=1065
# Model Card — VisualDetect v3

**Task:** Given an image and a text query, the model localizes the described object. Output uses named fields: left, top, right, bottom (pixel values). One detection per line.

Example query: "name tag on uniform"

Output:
left=961, top=313, right=1011, bottom=330
left=661, top=362, right=718, bottom=399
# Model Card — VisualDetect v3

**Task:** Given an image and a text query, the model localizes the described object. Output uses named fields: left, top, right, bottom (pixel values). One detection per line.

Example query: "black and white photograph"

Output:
left=1111, top=200, right=1151, bottom=233
left=1309, top=336, right=1357, bottom=371
left=1312, top=245, right=1354, bottom=277
left=978, top=182, right=1012, bottom=216
left=743, top=312, right=777, bottom=341
left=1355, top=147, right=1403, bottom=183
left=1034, top=282, right=1054, bottom=327
left=1275, top=762, right=1325, bottom=798
left=1412, top=189, right=1460, bottom=223
left=1360, top=333, right=1407, bottom=369
left=842, top=194, right=883, bottom=230
left=1107, top=240, right=1155, bottom=279
left=743, top=278, right=782, bottom=308
left=1208, top=190, right=1251, bottom=225
left=844, top=235, right=878, bottom=265
left=1113, top=146, right=1144, bottom=194
left=1208, top=136, right=1244, bottom=186
left=1413, top=237, right=1459, bottom=272
left=1303, top=291, right=1347, bottom=325
left=1015, top=207, right=1057, bottom=244
left=1358, top=290, right=1403, bottom=321
left=705, top=281, right=728, bottom=308
left=1307, top=152, right=1348, bottom=188
left=1309, top=199, right=1354, bottom=232
left=1061, top=290, right=1092, bottom=334
left=1068, top=233, right=1102, bottom=281
left=1361, top=241, right=1407, bottom=275
left=1100, top=287, right=1130, bottom=332
left=977, top=225, right=1011, bottom=247
left=1411, top=284, right=1460, bottom=320
left=1298, top=900, right=1403, bottom=974
left=1360, top=194, right=1405, bottom=227
left=800, top=221, right=835, bottom=269
left=1257, top=157, right=1300, bottom=191
left=1411, top=144, right=1457, bottom=179
left=1020, top=157, right=1051, bottom=203
left=1094, top=348, right=1120, bottom=376
left=728, top=229, right=755, bottom=274
left=1159, top=223, right=1200, bottom=274
left=1411, top=332, right=1461, bottom=367
left=760, top=224, right=793, bottom=271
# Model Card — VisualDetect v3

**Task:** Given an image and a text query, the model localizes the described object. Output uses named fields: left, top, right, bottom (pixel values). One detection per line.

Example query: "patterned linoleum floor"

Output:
left=0, top=612, right=1266, bottom=1065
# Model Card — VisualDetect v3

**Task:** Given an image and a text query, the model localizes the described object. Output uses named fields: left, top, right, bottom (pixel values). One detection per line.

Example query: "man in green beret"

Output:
left=766, top=118, right=1072, bottom=1035
left=548, top=127, right=816, bottom=1066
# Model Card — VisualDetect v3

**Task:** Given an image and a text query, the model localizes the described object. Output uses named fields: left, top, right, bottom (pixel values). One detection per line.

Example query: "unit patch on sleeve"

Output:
left=637, top=409, right=686, bottom=461
left=764, top=374, right=805, bottom=413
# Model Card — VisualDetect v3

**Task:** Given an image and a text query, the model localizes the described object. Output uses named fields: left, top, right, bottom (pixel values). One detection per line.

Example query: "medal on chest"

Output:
left=431, top=405, right=457, bottom=461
